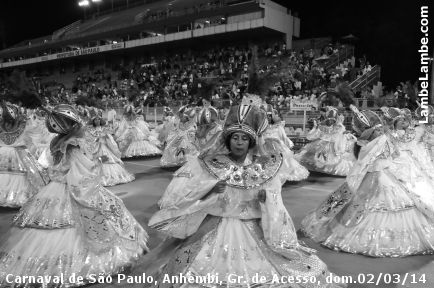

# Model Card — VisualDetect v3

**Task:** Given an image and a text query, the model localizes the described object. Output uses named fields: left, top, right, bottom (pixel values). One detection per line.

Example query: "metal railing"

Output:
left=349, top=65, right=381, bottom=91
left=324, top=45, right=355, bottom=71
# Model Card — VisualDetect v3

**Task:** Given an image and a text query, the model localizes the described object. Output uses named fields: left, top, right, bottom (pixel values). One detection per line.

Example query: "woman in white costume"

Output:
left=295, top=107, right=356, bottom=176
left=0, top=101, right=49, bottom=208
left=0, top=104, right=148, bottom=288
left=301, top=106, right=434, bottom=257
left=146, top=104, right=345, bottom=288
left=261, top=103, right=309, bottom=182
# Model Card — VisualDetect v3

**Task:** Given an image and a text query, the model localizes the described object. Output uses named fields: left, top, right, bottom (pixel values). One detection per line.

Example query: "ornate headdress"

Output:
left=45, top=104, right=81, bottom=134
left=1, top=101, right=19, bottom=121
left=178, top=105, right=196, bottom=119
left=319, top=106, right=339, bottom=127
left=241, top=94, right=263, bottom=108
left=261, top=103, right=280, bottom=124
left=414, top=105, right=434, bottom=124
left=350, top=105, right=383, bottom=136
left=223, top=104, right=268, bottom=146
left=380, top=106, right=403, bottom=121
left=197, top=106, right=219, bottom=126
left=163, top=106, right=174, bottom=116
left=325, top=106, right=338, bottom=119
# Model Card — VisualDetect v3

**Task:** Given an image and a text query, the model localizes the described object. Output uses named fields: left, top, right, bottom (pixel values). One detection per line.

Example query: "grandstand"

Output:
left=0, top=0, right=386, bottom=143
left=0, top=0, right=299, bottom=73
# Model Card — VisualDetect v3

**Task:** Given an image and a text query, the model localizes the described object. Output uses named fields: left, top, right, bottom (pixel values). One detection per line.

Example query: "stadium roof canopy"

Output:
left=0, top=0, right=300, bottom=69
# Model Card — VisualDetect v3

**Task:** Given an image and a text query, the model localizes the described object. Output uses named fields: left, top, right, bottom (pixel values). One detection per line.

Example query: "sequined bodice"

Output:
left=391, top=128, right=417, bottom=150
left=201, top=153, right=283, bottom=189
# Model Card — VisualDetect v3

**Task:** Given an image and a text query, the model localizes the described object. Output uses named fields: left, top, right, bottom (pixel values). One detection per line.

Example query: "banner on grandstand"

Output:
left=55, top=42, right=125, bottom=60
left=290, top=100, right=318, bottom=111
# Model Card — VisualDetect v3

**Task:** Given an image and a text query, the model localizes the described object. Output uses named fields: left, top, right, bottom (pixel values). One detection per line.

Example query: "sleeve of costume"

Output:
left=279, top=126, right=294, bottom=149
left=333, top=124, right=349, bottom=155
left=105, top=133, right=121, bottom=158
left=414, top=126, right=425, bottom=143
left=148, top=157, right=220, bottom=239
left=346, top=134, right=395, bottom=192
left=306, top=125, right=321, bottom=141
left=260, top=177, right=316, bottom=259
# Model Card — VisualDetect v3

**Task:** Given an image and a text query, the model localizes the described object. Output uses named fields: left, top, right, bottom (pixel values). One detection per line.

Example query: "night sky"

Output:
left=0, top=0, right=432, bottom=89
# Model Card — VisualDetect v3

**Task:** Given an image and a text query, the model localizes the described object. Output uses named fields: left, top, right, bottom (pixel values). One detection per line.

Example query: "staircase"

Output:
left=323, top=45, right=355, bottom=71
left=349, top=65, right=381, bottom=92
left=51, top=20, right=82, bottom=40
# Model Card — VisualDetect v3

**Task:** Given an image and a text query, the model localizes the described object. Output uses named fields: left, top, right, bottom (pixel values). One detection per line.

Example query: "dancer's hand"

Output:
left=212, top=180, right=227, bottom=194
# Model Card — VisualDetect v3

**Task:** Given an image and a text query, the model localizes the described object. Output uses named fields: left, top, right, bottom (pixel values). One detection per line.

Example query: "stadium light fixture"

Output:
left=78, top=0, right=90, bottom=6
left=92, top=0, right=102, bottom=2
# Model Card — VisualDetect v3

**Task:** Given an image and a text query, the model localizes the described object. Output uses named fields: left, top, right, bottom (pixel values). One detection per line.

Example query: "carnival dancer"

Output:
left=295, top=107, right=356, bottom=176
left=144, top=104, right=345, bottom=288
left=195, top=99, right=223, bottom=151
left=116, top=103, right=161, bottom=158
left=301, top=106, right=434, bottom=257
left=154, top=107, right=178, bottom=146
left=261, top=103, right=309, bottom=183
left=134, top=106, right=161, bottom=149
left=382, top=106, right=434, bottom=179
left=88, top=115, right=135, bottom=186
left=415, top=105, right=434, bottom=162
left=27, top=108, right=56, bottom=159
left=0, top=101, right=49, bottom=208
left=0, top=104, right=148, bottom=288
left=160, top=105, right=199, bottom=168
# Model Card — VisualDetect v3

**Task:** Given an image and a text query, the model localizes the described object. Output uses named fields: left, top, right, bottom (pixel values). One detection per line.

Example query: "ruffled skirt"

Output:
left=295, top=140, right=355, bottom=176
left=99, top=163, right=135, bottom=186
left=301, top=171, right=434, bottom=257
left=127, top=216, right=344, bottom=288
left=95, top=142, right=135, bottom=186
left=0, top=180, right=148, bottom=288
left=118, top=128, right=162, bottom=158
left=0, top=146, right=49, bottom=208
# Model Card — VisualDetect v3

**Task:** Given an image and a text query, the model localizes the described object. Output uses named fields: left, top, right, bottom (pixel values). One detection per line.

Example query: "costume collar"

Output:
left=200, top=152, right=282, bottom=189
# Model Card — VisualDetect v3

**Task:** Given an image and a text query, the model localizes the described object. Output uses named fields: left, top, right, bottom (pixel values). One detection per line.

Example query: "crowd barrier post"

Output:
left=154, top=106, right=157, bottom=124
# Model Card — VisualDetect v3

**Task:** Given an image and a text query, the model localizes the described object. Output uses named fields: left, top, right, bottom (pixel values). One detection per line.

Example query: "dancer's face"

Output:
left=229, top=132, right=250, bottom=157
left=372, top=127, right=384, bottom=139
left=395, top=119, right=409, bottom=130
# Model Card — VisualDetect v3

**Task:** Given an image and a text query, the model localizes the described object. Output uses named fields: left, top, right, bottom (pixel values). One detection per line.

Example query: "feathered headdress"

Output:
left=193, top=80, right=216, bottom=105
left=2, top=70, right=42, bottom=109
left=246, top=45, right=279, bottom=99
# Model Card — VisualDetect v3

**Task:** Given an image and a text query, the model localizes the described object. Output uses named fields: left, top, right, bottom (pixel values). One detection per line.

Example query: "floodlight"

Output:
left=78, top=0, right=90, bottom=6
